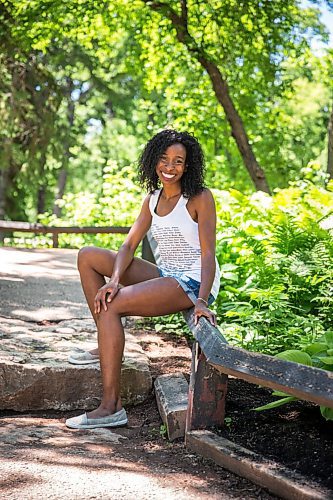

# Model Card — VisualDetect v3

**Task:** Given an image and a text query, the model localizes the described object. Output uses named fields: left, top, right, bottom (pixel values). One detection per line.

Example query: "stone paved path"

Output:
left=0, top=247, right=88, bottom=322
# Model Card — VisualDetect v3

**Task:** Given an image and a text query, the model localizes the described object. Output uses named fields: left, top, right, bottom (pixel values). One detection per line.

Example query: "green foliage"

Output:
left=139, top=313, right=190, bottom=341
left=253, top=331, right=333, bottom=420
left=5, top=161, right=142, bottom=249
left=125, top=0, right=331, bottom=188
left=224, top=417, right=233, bottom=429
left=153, top=314, right=187, bottom=336
left=159, top=424, right=167, bottom=439
left=1, top=0, right=333, bottom=223
left=214, top=182, right=333, bottom=355
left=45, top=161, right=142, bottom=249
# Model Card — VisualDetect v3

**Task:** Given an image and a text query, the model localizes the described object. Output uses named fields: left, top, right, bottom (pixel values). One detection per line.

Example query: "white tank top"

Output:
left=148, top=189, right=220, bottom=299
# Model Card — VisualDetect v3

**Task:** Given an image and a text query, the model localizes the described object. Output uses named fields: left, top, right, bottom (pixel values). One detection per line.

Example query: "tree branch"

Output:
left=143, top=0, right=270, bottom=192
left=180, top=0, right=188, bottom=27
left=143, top=0, right=200, bottom=54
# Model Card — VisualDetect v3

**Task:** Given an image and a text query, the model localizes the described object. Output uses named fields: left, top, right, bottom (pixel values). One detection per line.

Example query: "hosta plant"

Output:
left=253, top=330, right=333, bottom=421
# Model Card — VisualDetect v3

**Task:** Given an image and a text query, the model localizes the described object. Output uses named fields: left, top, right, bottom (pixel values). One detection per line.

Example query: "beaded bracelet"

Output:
left=197, top=297, right=208, bottom=306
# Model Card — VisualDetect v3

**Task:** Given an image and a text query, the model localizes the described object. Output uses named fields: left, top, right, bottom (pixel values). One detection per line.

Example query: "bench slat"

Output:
left=183, top=309, right=333, bottom=409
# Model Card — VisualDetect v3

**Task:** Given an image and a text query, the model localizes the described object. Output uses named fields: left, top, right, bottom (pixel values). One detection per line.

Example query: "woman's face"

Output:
left=155, top=143, right=187, bottom=187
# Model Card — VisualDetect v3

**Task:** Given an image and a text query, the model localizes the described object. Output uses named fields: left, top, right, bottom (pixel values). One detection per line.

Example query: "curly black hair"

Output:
left=138, top=129, right=205, bottom=198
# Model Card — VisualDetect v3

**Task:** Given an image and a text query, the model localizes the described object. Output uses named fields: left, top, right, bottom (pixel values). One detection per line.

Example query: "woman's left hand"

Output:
left=194, top=301, right=217, bottom=327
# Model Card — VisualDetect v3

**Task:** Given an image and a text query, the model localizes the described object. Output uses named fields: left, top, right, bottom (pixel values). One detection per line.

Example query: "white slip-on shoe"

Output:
left=68, top=352, right=125, bottom=365
left=66, top=408, right=128, bottom=429
left=68, top=351, right=99, bottom=365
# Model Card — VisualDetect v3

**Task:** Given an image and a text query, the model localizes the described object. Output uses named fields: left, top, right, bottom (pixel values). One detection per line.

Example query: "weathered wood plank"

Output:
left=186, top=430, right=331, bottom=500
left=183, top=309, right=333, bottom=409
left=182, top=308, right=228, bottom=345
left=186, top=342, right=227, bottom=431
left=154, top=373, right=188, bottom=441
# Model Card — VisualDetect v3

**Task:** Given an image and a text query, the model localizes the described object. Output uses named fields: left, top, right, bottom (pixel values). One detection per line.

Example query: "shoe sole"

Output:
left=68, top=356, right=125, bottom=365
left=66, top=419, right=128, bottom=429
left=68, top=357, right=100, bottom=365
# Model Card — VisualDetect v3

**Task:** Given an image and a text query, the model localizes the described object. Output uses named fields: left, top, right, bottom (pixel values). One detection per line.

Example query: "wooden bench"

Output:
left=183, top=309, right=333, bottom=429
left=182, top=309, right=333, bottom=499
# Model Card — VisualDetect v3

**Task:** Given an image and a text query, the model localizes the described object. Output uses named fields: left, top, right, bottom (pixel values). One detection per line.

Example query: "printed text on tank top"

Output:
left=148, top=189, right=221, bottom=299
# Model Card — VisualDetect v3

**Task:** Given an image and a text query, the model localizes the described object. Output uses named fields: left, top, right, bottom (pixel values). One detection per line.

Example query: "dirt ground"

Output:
left=0, top=321, right=278, bottom=500
left=1, top=319, right=332, bottom=499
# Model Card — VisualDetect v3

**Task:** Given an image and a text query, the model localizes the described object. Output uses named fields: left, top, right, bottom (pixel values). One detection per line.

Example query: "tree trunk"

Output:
left=53, top=78, right=75, bottom=217
left=198, top=58, right=270, bottom=193
left=327, top=101, right=333, bottom=181
left=37, top=186, right=46, bottom=215
left=0, top=166, right=9, bottom=222
left=53, top=168, right=68, bottom=217
left=145, top=0, right=271, bottom=193
left=36, top=150, right=47, bottom=214
left=0, top=168, right=9, bottom=243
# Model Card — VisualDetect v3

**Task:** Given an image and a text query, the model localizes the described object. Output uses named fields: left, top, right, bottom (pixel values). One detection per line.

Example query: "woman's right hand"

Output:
left=94, top=279, right=120, bottom=314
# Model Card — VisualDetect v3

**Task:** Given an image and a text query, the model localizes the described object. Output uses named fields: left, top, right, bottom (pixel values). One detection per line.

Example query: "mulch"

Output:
left=215, top=378, right=333, bottom=491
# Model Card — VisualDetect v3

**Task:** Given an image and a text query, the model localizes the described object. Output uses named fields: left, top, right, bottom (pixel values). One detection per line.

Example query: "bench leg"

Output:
left=186, top=341, right=228, bottom=431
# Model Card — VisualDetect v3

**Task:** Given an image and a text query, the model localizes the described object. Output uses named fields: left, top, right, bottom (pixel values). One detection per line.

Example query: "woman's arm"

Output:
left=193, top=189, right=218, bottom=326
left=94, top=195, right=152, bottom=313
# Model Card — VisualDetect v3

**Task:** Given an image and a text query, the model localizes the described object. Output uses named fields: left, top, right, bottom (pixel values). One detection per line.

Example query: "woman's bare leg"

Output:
left=89, top=277, right=193, bottom=418
left=77, top=246, right=160, bottom=354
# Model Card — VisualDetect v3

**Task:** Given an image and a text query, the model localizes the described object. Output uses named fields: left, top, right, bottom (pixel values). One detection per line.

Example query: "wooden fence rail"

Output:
left=0, top=220, right=131, bottom=248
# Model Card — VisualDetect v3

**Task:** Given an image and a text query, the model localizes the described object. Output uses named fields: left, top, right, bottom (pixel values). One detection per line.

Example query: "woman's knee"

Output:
left=77, top=246, right=98, bottom=270
left=97, top=292, right=127, bottom=320
left=96, top=304, right=123, bottom=325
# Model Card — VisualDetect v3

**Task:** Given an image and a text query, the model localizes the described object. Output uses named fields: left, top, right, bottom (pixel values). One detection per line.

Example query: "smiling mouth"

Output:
left=161, top=172, right=176, bottom=179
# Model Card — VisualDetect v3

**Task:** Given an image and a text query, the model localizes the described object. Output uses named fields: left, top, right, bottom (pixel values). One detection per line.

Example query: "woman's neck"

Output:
left=161, top=186, right=182, bottom=201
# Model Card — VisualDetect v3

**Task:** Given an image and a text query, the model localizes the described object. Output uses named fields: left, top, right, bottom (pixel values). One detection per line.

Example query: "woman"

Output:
left=66, top=129, right=220, bottom=429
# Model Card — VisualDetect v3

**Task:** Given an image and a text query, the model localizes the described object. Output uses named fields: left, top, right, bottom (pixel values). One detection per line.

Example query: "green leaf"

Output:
left=320, top=406, right=333, bottom=421
left=275, top=350, right=313, bottom=366
left=221, top=272, right=239, bottom=281
left=272, top=390, right=291, bottom=397
left=304, top=343, right=327, bottom=356
left=253, top=396, right=297, bottom=412
left=318, top=357, right=333, bottom=365
left=220, top=263, right=238, bottom=272
left=224, top=285, right=241, bottom=294
left=325, top=331, right=333, bottom=348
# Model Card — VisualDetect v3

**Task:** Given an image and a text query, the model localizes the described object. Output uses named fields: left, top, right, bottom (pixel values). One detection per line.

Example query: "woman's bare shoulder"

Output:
left=141, top=192, right=152, bottom=206
left=191, top=188, right=215, bottom=206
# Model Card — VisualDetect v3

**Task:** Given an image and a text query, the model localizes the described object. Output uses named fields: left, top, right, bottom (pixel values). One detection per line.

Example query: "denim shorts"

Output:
left=158, top=268, right=215, bottom=306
